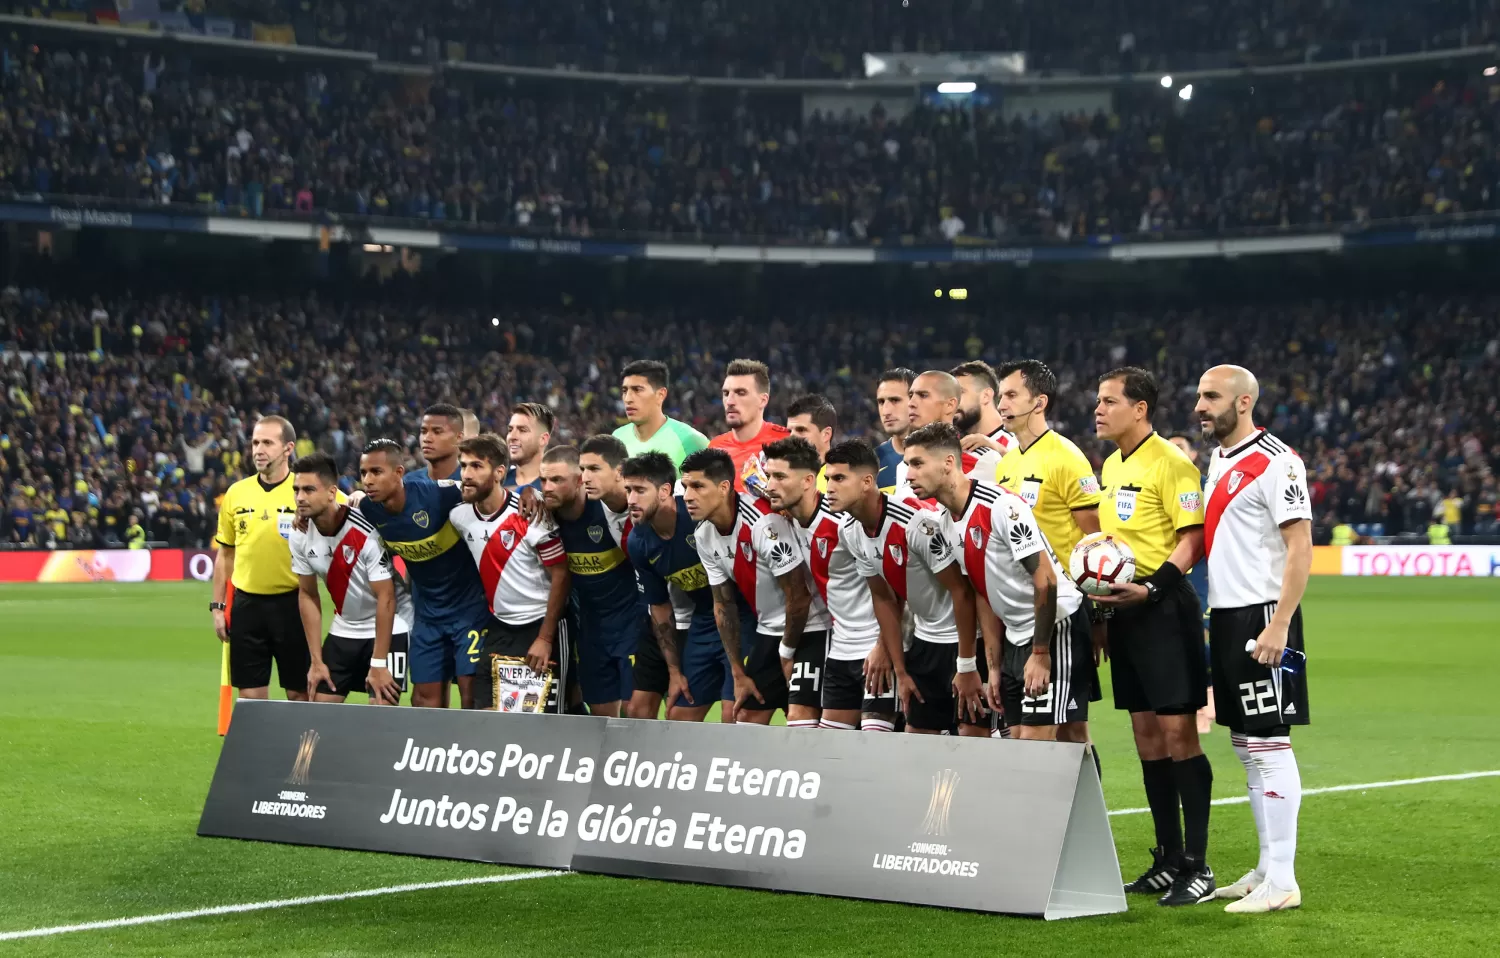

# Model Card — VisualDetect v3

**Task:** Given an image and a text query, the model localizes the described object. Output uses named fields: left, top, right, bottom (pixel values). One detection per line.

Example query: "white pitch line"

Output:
left=0, top=869, right=567, bottom=942
left=1108, top=769, right=1500, bottom=817
left=5, top=769, right=1498, bottom=941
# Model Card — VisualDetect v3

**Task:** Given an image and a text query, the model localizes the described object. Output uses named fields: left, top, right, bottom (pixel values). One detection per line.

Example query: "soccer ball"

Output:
left=1069, top=533, right=1137, bottom=596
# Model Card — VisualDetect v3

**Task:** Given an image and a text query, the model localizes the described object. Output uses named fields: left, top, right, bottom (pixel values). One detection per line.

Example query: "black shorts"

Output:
left=228, top=589, right=309, bottom=692
left=318, top=632, right=411, bottom=697
left=786, top=630, right=828, bottom=709
left=905, top=638, right=992, bottom=732
left=1210, top=602, right=1310, bottom=734
left=822, top=654, right=898, bottom=715
left=738, top=631, right=790, bottom=713
left=1001, top=606, right=1095, bottom=727
left=1107, top=578, right=1207, bottom=715
left=471, top=618, right=570, bottom=713
left=631, top=624, right=671, bottom=698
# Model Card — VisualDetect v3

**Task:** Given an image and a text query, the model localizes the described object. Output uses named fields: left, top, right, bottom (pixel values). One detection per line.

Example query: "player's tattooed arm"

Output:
left=648, top=602, right=683, bottom=673
left=1022, top=552, right=1058, bottom=655
left=712, top=582, right=745, bottom=672
left=776, top=568, right=811, bottom=651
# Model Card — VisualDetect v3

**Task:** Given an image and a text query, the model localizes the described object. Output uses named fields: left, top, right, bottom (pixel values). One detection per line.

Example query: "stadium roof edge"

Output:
left=1, top=13, right=1493, bottom=87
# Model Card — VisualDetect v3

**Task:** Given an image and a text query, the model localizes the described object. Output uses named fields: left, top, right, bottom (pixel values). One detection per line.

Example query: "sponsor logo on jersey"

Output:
left=1009, top=521, right=1036, bottom=549
left=1079, top=475, right=1100, bottom=496
left=929, top=533, right=951, bottom=558
left=1283, top=484, right=1307, bottom=508
left=768, top=541, right=797, bottom=565
left=1115, top=487, right=1136, bottom=521
left=411, top=510, right=430, bottom=529
left=1178, top=491, right=1201, bottom=513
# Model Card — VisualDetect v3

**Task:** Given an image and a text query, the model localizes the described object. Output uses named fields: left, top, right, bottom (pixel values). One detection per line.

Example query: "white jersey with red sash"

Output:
left=696, top=492, right=830, bottom=637
left=849, top=493, right=961, bottom=643
left=449, top=491, right=567, bottom=626
left=793, top=496, right=878, bottom=660
left=290, top=506, right=414, bottom=638
left=1204, top=429, right=1311, bottom=609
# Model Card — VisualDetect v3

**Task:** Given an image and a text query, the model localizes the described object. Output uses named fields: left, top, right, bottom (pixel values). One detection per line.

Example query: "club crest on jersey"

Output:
left=1227, top=471, right=1244, bottom=494
left=340, top=544, right=355, bottom=564
left=967, top=526, right=985, bottom=549
left=739, top=542, right=754, bottom=561
left=500, top=529, right=516, bottom=550
left=888, top=544, right=905, bottom=566
left=1178, top=491, right=1201, bottom=513
left=412, top=510, right=430, bottom=530
left=815, top=537, right=830, bottom=558
left=1115, top=487, right=1137, bottom=521
left=588, top=525, right=604, bottom=543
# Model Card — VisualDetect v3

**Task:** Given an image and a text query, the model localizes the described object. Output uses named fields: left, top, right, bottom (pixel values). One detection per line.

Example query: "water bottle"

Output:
left=1245, top=641, right=1305, bottom=674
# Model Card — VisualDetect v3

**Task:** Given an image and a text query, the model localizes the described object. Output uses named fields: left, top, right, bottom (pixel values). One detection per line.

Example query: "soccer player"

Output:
left=797, top=439, right=909, bottom=732
left=896, top=371, right=985, bottom=487
left=709, top=358, right=790, bottom=491
left=1091, top=367, right=1216, bottom=907
left=1196, top=365, right=1312, bottom=913
left=506, top=403, right=552, bottom=492
left=1168, top=433, right=1215, bottom=736
left=759, top=437, right=843, bottom=728
left=994, top=359, right=1104, bottom=744
left=410, top=403, right=465, bottom=481
left=614, top=359, right=710, bottom=466
left=211, top=415, right=310, bottom=702
left=785, top=393, right=836, bottom=493
left=459, top=408, right=481, bottom=439
left=684, top=448, right=817, bottom=726
left=874, top=368, right=916, bottom=493
left=357, top=439, right=493, bottom=710
left=450, top=434, right=571, bottom=713
left=540, top=445, right=648, bottom=718
left=951, top=360, right=1016, bottom=478
left=289, top=453, right=413, bottom=704
left=622, top=452, right=728, bottom=723
left=901, top=423, right=1011, bottom=738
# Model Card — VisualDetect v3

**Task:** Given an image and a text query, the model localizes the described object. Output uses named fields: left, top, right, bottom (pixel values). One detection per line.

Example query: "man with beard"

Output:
left=1196, top=365, right=1312, bottom=914
left=506, top=403, right=552, bottom=492
left=709, top=358, right=789, bottom=492
left=449, top=434, right=571, bottom=713
left=539, top=444, right=647, bottom=718
left=951, top=360, right=1016, bottom=479
left=874, top=368, right=916, bottom=493
left=357, top=439, right=492, bottom=709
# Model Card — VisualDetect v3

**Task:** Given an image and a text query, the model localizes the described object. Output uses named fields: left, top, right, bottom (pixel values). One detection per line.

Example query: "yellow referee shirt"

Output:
left=214, top=473, right=300, bottom=595
left=995, top=430, right=1102, bottom=563
left=1098, top=432, right=1204, bottom=578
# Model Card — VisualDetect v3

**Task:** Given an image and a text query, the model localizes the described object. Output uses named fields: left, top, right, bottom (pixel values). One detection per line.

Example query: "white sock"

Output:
left=787, top=719, right=820, bottom=729
left=818, top=719, right=857, bottom=730
left=1249, top=736, right=1300, bottom=889
left=1231, top=733, right=1270, bottom=877
left=860, top=719, right=896, bottom=732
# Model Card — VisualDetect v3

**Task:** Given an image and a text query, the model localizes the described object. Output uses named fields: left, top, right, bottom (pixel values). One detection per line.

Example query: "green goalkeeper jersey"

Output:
left=612, top=417, right=710, bottom=467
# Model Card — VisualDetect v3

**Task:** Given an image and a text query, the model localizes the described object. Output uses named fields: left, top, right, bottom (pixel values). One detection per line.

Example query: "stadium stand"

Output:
left=3, top=289, right=1497, bottom=548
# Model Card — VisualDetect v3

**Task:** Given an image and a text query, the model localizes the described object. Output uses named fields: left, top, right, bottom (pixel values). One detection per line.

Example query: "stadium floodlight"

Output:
left=934, top=289, right=944, bottom=298
left=863, top=53, right=888, bottom=77
left=1178, top=84, right=1194, bottom=101
left=937, top=81, right=978, bottom=94
left=1486, top=65, right=1499, bottom=77
left=1159, top=75, right=1173, bottom=88
left=948, top=288, right=969, bottom=300
left=491, top=317, right=500, bottom=327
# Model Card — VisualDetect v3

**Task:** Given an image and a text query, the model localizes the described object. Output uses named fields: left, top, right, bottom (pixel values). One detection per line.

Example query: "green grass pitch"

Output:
left=1, top=577, right=1497, bottom=956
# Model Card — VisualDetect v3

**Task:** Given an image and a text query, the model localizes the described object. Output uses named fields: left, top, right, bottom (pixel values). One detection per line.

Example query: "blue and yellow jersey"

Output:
left=357, top=478, right=490, bottom=642
left=408, top=461, right=460, bottom=482
left=876, top=439, right=904, bottom=494
left=555, top=497, right=646, bottom=641
left=626, top=496, right=718, bottom=637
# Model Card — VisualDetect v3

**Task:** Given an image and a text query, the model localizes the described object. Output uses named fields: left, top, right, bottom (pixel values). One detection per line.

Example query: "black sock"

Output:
left=1141, top=757, right=1182, bottom=856
left=1173, top=753, right=1214, bottom=861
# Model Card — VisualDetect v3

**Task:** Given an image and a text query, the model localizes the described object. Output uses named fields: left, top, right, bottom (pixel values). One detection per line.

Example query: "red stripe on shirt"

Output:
left=325, top=525, right=368, bottom=616
left=1205, top=450, right=1271, bottom=558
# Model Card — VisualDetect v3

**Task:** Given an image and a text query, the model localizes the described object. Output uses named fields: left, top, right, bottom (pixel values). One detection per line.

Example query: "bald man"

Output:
left=1195, top=365, right=1312, bottom=913
left=460, top=409, right=481, bottom=439
left=898, top=371, right=988, bottom=486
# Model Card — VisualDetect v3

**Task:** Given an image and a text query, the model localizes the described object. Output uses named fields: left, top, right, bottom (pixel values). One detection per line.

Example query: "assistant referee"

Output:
left=1092, top=367, right=1216, bottom=908
left=211, top=416, right=309, bottom=701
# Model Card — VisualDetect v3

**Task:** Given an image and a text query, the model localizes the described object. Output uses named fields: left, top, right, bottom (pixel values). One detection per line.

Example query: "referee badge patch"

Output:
left=1114, top=487, right=1136, bottom=521
left=1079, top=475, right=1100, bottom=496
left=1178, top=491, right=1202, bottom=513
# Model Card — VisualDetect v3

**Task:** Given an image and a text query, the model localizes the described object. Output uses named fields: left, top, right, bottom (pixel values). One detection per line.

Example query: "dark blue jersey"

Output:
left=626, top=496, right=717, bottom=636
left=408, top=461, right=460, bottom=482
left=504, top=466, right=543, bottom=493
left=357, top=478, right=491, bottom=642
left=555, top=497, right=645, bottom=640
left=876, top=439, right=904, bottom=493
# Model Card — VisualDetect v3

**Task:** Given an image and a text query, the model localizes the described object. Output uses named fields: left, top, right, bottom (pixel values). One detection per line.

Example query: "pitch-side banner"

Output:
left=199, top=701, right=1125, bottom=919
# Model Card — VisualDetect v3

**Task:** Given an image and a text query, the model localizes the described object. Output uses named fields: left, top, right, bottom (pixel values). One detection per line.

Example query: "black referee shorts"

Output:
left=1107, top=578, right=1207, bottom=715
left=228, top=588, right=309, bottom=693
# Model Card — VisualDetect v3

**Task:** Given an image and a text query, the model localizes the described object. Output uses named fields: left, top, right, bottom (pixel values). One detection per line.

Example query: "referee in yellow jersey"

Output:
left=211, top=416, right=308, bottom=702
left=1091, top=367, right=1216, bottom=907
left=992, top=360, right=1103, bottom=747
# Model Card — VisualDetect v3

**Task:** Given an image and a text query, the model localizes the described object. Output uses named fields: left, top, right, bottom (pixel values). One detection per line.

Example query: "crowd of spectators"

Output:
left=188, top=0, right=1500, bottom=78
left=3, top=42, right=1500, bottom=245
left=3, top=286, right=1497, bottom=549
